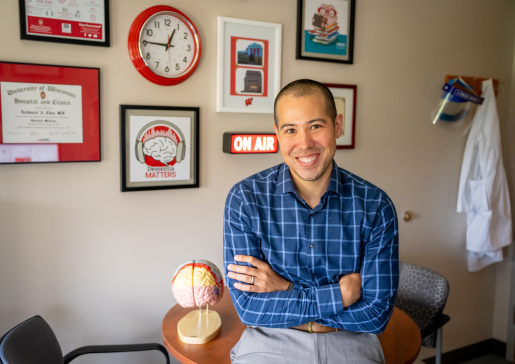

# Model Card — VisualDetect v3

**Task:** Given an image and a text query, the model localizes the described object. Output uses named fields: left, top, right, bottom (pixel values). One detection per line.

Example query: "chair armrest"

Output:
left=63, top=343, right=170, bottom=364
left=420, top=313, right=450, bottom=339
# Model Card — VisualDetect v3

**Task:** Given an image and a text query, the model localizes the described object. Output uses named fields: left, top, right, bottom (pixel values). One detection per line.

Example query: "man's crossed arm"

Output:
left=227, top=255, right=362, bottom=308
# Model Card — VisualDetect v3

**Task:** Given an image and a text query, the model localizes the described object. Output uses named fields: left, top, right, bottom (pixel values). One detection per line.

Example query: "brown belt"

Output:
left=290, top=321, right=341, bottom=334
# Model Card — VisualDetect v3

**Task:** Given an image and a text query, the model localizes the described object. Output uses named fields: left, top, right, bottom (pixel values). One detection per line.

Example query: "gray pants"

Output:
left=230, top=326, right=385, bottom=364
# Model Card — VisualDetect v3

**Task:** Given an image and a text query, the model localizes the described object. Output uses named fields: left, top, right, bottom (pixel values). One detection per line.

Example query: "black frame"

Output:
left=18, top=0, right=110, bottom=47
left=120, top=105, right=199, bottom=192
left=295, top=0, right=355, bottom=64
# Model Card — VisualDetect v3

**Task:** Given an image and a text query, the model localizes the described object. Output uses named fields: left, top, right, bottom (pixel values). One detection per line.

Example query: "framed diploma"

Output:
left=0, top=61, right=100, bottom=164
left=19, top=0, right=110, bottom=47
left=120, top=105, right=199, bottom=192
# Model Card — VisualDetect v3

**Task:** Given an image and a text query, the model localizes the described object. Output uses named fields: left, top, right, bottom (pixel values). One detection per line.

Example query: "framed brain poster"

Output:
left=216, top=17, right=282, bottom=113
left=120, top=105, right=199, bottom=192
left=296, top=0, right=355, bottom=64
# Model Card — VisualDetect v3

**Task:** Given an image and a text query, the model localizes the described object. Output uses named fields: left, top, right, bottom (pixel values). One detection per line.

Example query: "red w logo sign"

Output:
left=245, top=98, right=253, bottom=107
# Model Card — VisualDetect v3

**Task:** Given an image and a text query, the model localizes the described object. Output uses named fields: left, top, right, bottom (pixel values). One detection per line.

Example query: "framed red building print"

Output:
left=216, top=17, right=282, bottom=113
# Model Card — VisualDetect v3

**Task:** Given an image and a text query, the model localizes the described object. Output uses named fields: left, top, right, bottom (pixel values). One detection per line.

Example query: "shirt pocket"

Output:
left=468, top=179, right=490, bottom=213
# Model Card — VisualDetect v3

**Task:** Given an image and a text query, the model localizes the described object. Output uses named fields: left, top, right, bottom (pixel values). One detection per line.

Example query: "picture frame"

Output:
left=120, top=105, right=199, bottom=192
left=216, top=16, right=282, bottom=113
left=325, top=83, right=356, bottom=149
left=19, top=0, right=110, bottom=47
left=0, top=61, right=100, bottom=164
left=296, top=0, right=355, bottom=64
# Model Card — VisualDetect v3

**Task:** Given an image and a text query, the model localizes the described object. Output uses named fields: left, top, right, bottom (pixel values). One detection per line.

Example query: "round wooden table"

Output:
left=162, top=294, right=421, bottom=364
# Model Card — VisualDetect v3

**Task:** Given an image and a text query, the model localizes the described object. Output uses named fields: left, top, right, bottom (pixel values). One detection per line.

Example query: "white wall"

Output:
left=1, top=1, right=514, bottom=363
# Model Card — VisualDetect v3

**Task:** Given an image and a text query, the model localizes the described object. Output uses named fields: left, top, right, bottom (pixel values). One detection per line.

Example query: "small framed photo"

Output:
left=296, top=0, right=355, bottom=64
left=217, top=16, right=282, bottom=113
left=325, top=83, right=356, bottom=149
left=0, top=61, right=100, bottom=164
left=19, top=0, right=110, bottom=47
left=120, top=105, right=199, bottom=192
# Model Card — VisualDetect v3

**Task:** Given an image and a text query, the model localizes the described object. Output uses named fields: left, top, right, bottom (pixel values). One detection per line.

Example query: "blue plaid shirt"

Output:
left=223, top=161, right=399, bottom=334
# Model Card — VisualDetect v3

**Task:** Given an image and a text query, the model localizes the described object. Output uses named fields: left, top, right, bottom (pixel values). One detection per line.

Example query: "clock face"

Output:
left=128, top=5, right=202, bottom=85
left=138, top=11, right=198, bottom=79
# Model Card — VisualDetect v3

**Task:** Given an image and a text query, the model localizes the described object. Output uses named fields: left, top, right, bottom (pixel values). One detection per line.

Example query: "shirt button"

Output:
left=310, top=244, right=315, bottom=248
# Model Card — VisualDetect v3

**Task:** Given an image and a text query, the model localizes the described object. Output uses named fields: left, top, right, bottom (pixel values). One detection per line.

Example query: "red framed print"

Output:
left=120, top=105, right=199, bottom=192
left=19, top=0, right=110, bottom=47
left=217, top=17, right=281, bottom=113
left=0, top=61, right=100, bottom=164
left=230, top=37, right=269, bottom=97
left=325, top=83, right=356, bottom=149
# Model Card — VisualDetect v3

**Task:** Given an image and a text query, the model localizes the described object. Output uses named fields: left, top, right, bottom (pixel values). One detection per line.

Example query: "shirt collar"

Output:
left=275, top=163, right=296, bottom=195
left=274, top=160, right=344, bottom=197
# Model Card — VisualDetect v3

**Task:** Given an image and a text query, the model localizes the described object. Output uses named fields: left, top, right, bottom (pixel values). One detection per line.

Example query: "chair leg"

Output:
left=436, top=327, right=443, bottom=364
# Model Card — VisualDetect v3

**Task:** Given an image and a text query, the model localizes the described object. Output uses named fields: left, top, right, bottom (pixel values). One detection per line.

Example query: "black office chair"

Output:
left=0, top=316, right=170, bottom=364
left=395, top=261, right=450, bottom=364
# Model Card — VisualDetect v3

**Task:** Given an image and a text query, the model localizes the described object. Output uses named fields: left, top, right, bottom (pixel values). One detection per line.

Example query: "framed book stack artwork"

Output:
left=0, top=61, right=100, bottom=164
left=120, top=105, right=199, bottom=192
left=217, top=17, right=282, bottom=113
left=325, top=83, right=356, bottom=149
left=296, top=0, right=355, bottom=64
left=18, top=0, right=110, bottom=47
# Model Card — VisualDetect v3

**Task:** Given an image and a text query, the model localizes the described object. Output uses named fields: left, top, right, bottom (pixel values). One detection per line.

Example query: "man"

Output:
left=223, top=79, right=398, bottom=364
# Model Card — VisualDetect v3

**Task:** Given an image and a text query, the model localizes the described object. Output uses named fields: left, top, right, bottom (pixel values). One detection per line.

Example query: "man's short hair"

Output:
left=273, top=79, right=337, bottom=126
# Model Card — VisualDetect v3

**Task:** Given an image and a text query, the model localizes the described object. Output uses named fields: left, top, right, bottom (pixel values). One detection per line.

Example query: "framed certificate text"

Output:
left=0, top=61, right=100, bottom=164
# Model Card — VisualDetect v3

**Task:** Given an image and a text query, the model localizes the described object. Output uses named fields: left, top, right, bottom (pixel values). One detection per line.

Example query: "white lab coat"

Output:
left=457, top=79, right=512, bottom=272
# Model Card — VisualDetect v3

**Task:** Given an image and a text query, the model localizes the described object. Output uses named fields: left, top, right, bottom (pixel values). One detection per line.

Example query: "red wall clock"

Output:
left=128, top=5, right=201, bottom=86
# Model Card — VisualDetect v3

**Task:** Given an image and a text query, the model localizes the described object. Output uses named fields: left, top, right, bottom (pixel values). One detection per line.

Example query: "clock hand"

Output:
left=166, top=29, right=176, bottom=51
left=144, top=41, right=169, bottom=47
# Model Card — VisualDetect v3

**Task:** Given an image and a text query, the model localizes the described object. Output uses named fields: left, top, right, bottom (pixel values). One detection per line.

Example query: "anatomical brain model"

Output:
left=172, top=259, right=224, bottom=308
left=172, top=259, right=224, bottom=344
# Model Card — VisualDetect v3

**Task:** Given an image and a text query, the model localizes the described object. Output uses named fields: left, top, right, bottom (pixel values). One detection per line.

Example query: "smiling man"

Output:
left=223, top=79, right=399, bottom=364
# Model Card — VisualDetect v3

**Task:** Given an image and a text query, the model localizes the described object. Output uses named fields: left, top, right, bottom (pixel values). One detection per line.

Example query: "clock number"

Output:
left=177, top=23, right=180, bottom=30
left=183, top=56, right=187, bottom=63
left=175, top=63, right=180, bottom=70
left=165, top=19, right=171, bottom=27
left=155, top=61, right=159, bottom=68
left=146, top=53, right=150, bottom=60
left=143, top=40, right=147, bottom=47
left=183, top=32, right=188, bottom=39
left=146, top=29, right=153, bottom=36
left=165, top=66, right=169, bottom=72
left=154, top=21, right=159, bottom=28
left=187, top=45, right=191, bottom=51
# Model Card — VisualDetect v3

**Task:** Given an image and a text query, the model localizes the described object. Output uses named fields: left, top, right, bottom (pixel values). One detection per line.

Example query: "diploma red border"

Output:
left=0, top=61, right=100, bottom=163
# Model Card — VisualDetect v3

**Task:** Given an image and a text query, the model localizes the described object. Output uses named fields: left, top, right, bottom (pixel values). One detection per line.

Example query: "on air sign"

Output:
left=223, top=133, right=278, bottom=154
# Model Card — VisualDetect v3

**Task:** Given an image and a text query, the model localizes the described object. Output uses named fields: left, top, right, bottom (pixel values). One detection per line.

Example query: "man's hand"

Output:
left=227, top=255, right=290, bottom=293
left=339, top=273, right=361, bottom=308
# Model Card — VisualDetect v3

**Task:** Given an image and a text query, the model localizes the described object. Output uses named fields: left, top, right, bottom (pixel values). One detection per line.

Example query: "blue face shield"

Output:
left=432, top=79, right=484, bottom=134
